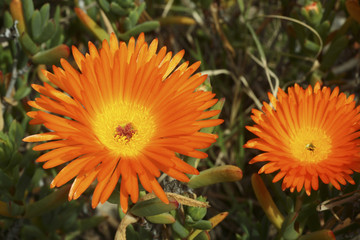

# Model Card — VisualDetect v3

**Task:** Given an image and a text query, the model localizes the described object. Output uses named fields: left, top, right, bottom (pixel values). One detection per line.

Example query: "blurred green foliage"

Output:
left=1, top=0, right=360, bottom=239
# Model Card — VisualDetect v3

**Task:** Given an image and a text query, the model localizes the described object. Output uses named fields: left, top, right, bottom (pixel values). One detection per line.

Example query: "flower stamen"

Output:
left=114, top=123, right=137, bottom=142
left=305, top=143, right=316, bottom=152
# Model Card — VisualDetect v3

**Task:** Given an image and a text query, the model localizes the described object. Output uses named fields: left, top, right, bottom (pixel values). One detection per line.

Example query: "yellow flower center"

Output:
left=290, top=127, right=332, bottom=163
left=92, top=101, right=156, bottom=157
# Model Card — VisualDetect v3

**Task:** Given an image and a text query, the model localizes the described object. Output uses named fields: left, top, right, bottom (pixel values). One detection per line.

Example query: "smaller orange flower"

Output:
left=245, top=83, right=360, bottom=195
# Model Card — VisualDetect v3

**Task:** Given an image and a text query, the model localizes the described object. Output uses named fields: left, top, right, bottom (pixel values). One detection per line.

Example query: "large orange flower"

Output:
left=23, top=33, right=223, bottom=212
left=244, top=83, right=360, bottom=195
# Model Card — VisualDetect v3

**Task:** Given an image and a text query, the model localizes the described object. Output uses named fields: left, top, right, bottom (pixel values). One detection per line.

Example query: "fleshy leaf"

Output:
left=10, top=0, right=26, bottom=34
left=32, top=44, right=70, bottom=65
left=172, top=220, right=190, bottom=238
left=251, top=174, right=284, bottom=230
left=145, top=213, right=176, bottom=224
left=130, top=197, right=179, bottom=217
left=31, top=10, right=42, bottom=41
left=20, top=32, right=39, bottom=55
left=188, top=165, right=242, bottom=189
left=118, top=21, right=160, bottom=41
left=24, top=184, right=71, bottom=218
left=74, top=7, right=109, bottom=42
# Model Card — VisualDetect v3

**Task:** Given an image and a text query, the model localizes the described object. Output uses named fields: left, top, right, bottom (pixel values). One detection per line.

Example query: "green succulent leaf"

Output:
left=188, top=165, right=242, bottom=189
left=123, top=17, right=133, bottom=31
left=186, top=196, right=207, bottom=221
left=9, top=120, right=24, bottom=146
left=110, top=2, right=128, bottom=16
left=13, top=85, right=31, bottom=100
left=118, top=0, right=135, bottom=8
left=49, top=8, right=63, bottom=48
left=53, top=5, right=60, bottom=28
left=193, top=231, right=211, bottom=240
left=317, top=20, right=330, bottom=40
left=128, top=2, right=145, bottom=26
left=20, top=32, right=39, bottom=55
left=35, top=20, right=56, bottom=43
left=4, top=11, right=14, bottom=28
left=22, top=0, right=34, bottom=25
left=0, top=148, right=7, bottom=168
left=145, top=212, right=176, bottom=224
left=130, top=197, right=178, bottom=217
left=172, top=220, right=190, bottom=238
left=24, top=185, right=71, bottom=218
left=14, top=167, right=32, bottom=201
left=30, top=168, right=45, bottom=188
left=188, top=220, right=213, bottom=230
left=75, top=7, right=109, bottom=42
left=0, top=169, right=12, bottom=189
left=7, top=152, right=22, bottom=170
left=320, top=35, right=348, bottom=70
left=118, top=21, right=160, bottom=41
left=304, top=39, right=320, bottom=52
left=31, top=10, right=42, bottom=41
left=32, top=44, right=70, bottom=65
left=98, top=0, right=110, bottom=12
left=39, top=3, right=50, bottom=24
left=280, top=212, right=304, bottom=240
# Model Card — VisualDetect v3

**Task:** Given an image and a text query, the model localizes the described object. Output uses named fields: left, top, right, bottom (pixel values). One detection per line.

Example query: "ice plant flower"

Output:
left=23, top=33, right=223, bottom=212
left=244, top=83, right=360, bottom=195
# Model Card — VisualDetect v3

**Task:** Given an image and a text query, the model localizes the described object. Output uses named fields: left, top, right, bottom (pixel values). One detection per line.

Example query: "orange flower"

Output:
left=23, top=33, right=223, bottom=212
left=244, top=83, right=360, bottom=195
